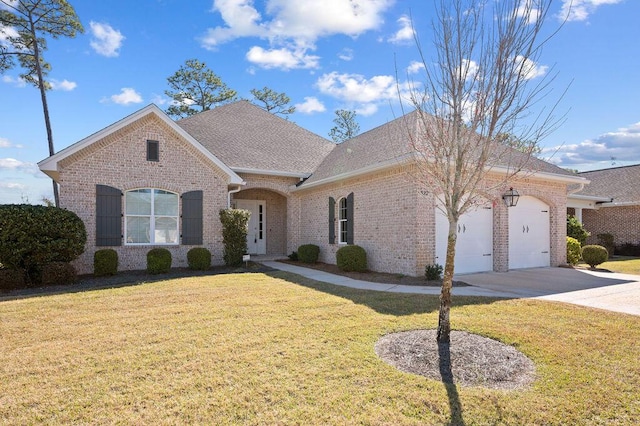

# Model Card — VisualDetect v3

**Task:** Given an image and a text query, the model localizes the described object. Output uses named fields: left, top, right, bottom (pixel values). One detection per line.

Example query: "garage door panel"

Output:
left=508, top=196, right=550, bottom=269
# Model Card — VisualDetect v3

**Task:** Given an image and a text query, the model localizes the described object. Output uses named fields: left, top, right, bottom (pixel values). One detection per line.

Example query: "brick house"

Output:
left=38, top=101, right=586, bottom=276
left=568, top=165, right=640, bottom=247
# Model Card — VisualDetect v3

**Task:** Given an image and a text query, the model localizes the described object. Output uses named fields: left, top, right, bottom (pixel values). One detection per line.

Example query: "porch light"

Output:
left=502, top=187, right=520, bottom=207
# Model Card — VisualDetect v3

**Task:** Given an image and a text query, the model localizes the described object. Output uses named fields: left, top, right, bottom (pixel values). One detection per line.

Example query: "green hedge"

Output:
left=0, top=268, right=25, bottom=291
left=336, top=245, right=367, bottom=272
left=566, top=237, right=581, bottom=266
left=41, top=262, right=77, bottom=286
left=567, top=215, right=589, bottom=245
left=147, top=248, right=172, bottom=274
left=220, top=209, right=250, bottom=266
left=298, top=244, right=320, bottom=263
left=0, top=204, right=86, bottom=284
left=94, top=249, right=118, bottom=276
left=187, top=247, right=211, bottom=270
left=582, top=245, right=608, bottom=269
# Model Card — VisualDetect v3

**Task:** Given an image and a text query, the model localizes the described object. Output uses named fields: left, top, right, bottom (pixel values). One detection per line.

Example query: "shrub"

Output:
left=288, top=251, right=298, bottom=261
left=596, top=233, right=615, bottom=256
left=616, top=243, right=640, bottom=257
left=567, top=215, right=589, bottom=245
left=220, top=209, right=250, bottom=266
left=147, top=248, right=172, bottom=274
left=94, top=249, right=118, bottom=276
left=425, top=264, right=443, bottom=281
left=187, top=247, right=211, bottom=270
left=566, top=237, right=582, bottom=265
left=41, top=262, right=77, bottom=286
left=0, top=268, right=25, bottom=291
left=298, top=244, right=320, bottom=263
left=581, top=245, right=608, bottom=269
left=336, top=245, right=367, bottom=272
left=0, top=204, right=86, bottom=284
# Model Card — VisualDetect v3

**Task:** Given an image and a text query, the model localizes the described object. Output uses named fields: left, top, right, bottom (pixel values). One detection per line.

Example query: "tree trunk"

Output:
left=30, top=17, right=59, bottom=207
left=437, top=218, right=457, bottom=343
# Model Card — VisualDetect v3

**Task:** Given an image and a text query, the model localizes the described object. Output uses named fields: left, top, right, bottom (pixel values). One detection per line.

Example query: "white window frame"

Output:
left=338, top=196, right=348, bottom=244
left=124, top=188, right=179, bottom=245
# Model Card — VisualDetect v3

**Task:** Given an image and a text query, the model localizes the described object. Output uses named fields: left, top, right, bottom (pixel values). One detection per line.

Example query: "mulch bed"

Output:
left=278, top=260, right=469, bottom=287
left=375, top=329, right=536, bottom=390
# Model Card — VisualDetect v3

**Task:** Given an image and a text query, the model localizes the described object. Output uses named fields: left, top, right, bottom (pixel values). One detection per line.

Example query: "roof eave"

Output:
left=233, top=167, right=311, bottom=179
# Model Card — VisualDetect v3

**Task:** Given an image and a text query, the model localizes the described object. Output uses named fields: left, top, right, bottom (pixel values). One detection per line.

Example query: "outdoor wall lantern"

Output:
left=502, top=187, right=520, bottom=207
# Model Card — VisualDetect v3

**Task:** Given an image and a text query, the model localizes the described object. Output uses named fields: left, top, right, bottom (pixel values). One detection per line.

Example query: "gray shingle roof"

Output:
left=176, top=101, right=335, bottom=175
left=302, top=109, right=576, bottom=186
left=576, top=164, right=640, bottom=203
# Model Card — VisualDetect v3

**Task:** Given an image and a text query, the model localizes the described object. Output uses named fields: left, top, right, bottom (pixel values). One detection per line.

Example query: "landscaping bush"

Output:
left=581, top=245, right=608, bottom=269
left=0, top=204, right=86, bottom=284
left=566, top=237, right=582, bottom=265
left=41, top=262, right=77, bottom=286
left=220, top=209, right=250, bottom=266
left=147, top=248, right=172, bottom=274
left=567, top=215, right=589, bottom=245
left=596, top=233, right=615, bottom=257
left=616, top=243, right=640, bottom=257
left=288, top=251, right=298, bottom=261
left=0, top=267, right=25, bottom=291
left=94, top=249, right=118, bottom=276
left=336, top=245, right=367, bottom=272
left=187, top=247, right=211, bottom=270
left=425, top=264, right=443, bottom=281
left=298, top=244, right=320, bottom=264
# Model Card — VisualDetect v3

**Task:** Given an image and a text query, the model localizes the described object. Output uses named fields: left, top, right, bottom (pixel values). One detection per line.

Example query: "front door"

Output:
left=236, top=200, right=266, bottom=255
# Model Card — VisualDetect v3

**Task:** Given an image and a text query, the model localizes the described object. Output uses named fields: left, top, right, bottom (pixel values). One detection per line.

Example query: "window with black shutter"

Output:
left=96, top=184, right=122, bottom=246
left=181, top=190, right=203, bottom=245
left=147, top=140, right=159, bottom=162
left=329, top=197, right=336, bottom=244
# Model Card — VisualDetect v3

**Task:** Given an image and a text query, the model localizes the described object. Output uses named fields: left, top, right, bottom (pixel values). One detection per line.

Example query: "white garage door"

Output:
left=436, top=201, right=493, bottom=274
left=508, top=196, right=550, bottom=269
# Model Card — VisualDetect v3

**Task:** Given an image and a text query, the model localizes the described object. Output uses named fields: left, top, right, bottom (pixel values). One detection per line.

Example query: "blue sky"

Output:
left=1, top=0, right=639, bottom=204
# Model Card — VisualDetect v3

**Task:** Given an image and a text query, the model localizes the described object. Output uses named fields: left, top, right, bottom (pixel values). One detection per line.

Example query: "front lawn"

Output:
left=1, top=272, right=638, bottom=424
left=598, top=256, right=640, bottom=275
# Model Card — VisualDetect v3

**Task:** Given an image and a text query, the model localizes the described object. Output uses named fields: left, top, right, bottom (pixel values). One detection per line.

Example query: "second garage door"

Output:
left=508, top=196, right=550, bottom=269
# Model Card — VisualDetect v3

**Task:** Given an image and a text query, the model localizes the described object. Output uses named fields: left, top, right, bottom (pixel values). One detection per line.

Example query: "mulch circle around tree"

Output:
left=375, top=329, right=536, bottom=390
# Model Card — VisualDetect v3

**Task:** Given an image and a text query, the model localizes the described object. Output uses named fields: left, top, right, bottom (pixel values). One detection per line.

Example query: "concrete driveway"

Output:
left=458, top=267, right=640, bottom=316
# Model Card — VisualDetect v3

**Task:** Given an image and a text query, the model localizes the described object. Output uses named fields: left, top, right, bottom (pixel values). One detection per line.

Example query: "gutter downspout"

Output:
left=227, top=185, right=244, bottom=208
left=568, top=182, right=585, bottom=195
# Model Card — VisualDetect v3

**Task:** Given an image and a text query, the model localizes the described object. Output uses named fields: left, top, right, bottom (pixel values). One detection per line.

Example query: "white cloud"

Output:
left=2, top=75, right=26, bottom=87
left=246, top=46, right=319, bottom=69
left=294, top=96, right=325, bottom=114
left=558, top=0, right=623, bottom=22
left=407, top=61, right=425, bottom=74
left=388, top=15, right=414, bottom=44
left=201, top=0, right=393, bottom=69
left=102, top=88, right=143, bottom=105
left=151, top=94, right=168, bottom=106
left=0, top=137, right=22, bottom=148
left=89, top=21, right=125, bottom=57
left=338, top=48, right=353, bottom=61
left=0, top=23, right=19, bottom=46
left=516, top=55, right=547, bottom=80
left=544, top=121, right=640, bottom=168
left=49, top=79, right=77, bottom=91
left=0, top=157, right=41, bottom=175
left=0, top=182, right=27, bottom=190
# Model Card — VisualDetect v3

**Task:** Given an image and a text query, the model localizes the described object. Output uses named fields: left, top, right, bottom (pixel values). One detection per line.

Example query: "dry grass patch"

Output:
left=597, top=256, right=640, bottom=275
left=1, top=271, right=639, bottom=425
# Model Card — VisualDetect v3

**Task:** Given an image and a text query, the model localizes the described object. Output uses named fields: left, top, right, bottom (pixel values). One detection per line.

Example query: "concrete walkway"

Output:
left=262, top=261, right=640, bottom=316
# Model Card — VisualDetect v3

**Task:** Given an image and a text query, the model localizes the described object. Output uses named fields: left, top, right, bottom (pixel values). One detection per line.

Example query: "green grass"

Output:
left=1, top=271, right=639, bottom=425
left=598, top=256, right=640, bottom=275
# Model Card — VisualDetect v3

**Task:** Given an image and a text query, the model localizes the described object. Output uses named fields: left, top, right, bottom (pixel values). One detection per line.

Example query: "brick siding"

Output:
left=583, top=205, right=640, bottom=246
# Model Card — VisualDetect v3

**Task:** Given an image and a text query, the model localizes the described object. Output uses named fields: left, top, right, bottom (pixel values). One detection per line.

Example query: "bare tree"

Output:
left=1, top=0, right=84, bottom=207
left=404, top=0, right=563, bottom=343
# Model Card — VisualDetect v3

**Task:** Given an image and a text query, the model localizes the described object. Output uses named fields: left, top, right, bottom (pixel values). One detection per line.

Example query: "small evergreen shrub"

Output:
left=0, top=268, right=25, bottom=291
left=41, top=262, right=77, bottom=286
left=567, top=215, right=589, bottom=245
left=298, top=244, right=320, bottom=263
left=581, top=245, right=608, bottom=269
left=147, top=248, right=172, bottom=274
left=336, top=245, right=367, bottom=272
left=288, top=251, right=298, bottom=261
left=425, top=264, right=443, bottom=281
left=187, top=247, right=211, bottom=270
left=94, top=249, right=118, bottom=276
left=596, top=233, right=615, bottom=256
left=616, top=243, right=640, bottom=257
left=566, top=237, right=582, bottom=265
left=220, top=209, right=250, bottom=266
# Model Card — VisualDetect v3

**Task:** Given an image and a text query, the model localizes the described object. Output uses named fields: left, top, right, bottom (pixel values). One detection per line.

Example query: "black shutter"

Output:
left=96, top=184, right=122, bottom=246
left=329, top=197, right=336, bottom=244
left=346, top=192, right=354, bottom=244
left=182, top=190, right=203, bottom=245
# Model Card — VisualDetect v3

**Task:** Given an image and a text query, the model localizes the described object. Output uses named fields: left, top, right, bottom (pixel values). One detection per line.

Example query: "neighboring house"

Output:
left=38, top=101, right=586, bottom=276
left=568, top=164, right=640, bottom=246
